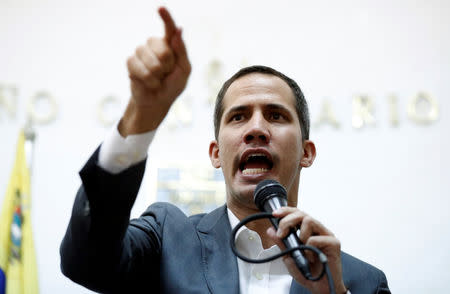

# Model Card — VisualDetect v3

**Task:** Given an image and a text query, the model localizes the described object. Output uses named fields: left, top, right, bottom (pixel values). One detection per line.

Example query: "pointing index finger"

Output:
left=158, top=7, right=177, bottom=41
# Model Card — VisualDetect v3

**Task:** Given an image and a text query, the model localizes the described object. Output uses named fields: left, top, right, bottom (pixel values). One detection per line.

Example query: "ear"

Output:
left=300, top=140, right=316, bottom=168
left=209, top=140, right=221, bottom=168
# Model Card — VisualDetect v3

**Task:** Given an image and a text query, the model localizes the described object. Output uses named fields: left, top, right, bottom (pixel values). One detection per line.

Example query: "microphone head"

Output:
left=253, top=179, right=287, bottom=211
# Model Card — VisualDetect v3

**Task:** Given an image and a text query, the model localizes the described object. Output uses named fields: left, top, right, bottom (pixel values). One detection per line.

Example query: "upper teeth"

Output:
left=242, top=168, right=268, bottom=175
left=248, top=153, right=266, bottom=159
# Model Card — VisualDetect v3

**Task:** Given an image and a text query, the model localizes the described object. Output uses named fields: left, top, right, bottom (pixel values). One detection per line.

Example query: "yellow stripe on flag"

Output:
left=0, top=131, right=39, bottom=294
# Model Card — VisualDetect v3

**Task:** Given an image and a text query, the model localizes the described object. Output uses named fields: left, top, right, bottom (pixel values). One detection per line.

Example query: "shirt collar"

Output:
left=227, top=208, right=281, bottom=253
left=227, top=208, right=289, bottom=276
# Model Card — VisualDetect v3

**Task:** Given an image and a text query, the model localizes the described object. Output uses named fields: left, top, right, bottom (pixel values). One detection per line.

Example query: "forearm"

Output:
left=60, top=147, right=147, bottom=292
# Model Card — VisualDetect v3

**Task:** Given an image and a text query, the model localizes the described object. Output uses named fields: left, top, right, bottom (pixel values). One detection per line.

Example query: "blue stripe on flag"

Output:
left=0, top=267, right=6, bottom=294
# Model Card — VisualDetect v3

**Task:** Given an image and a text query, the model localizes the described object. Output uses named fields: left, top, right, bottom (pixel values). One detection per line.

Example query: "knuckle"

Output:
left=141, top=70, right=151, bottom=79
left=302, top=216, right=313, bottom=226
left=281, top=215, right=293, bottom=225
left=159, top=50, right=174, bottom=65
left=135, top=45, right=145, bottom=57
left=299, top=235, right=307, bottom=244
left=333, top=238, right=341, bottom=250
left=126, top=56, right=134, bottom=68
left=146, top=37, right=159, bottom=44
left=293, top=210, right=304, bottom=220
left=149, top=63, right=163, bottom=76
left=277, top=219, right=286, bottom=231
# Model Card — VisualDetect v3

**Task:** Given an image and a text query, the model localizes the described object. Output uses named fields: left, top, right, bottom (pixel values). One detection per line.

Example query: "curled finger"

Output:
left=147, top=37, right=175, bottom=74
left=276, top=209, right=306, bottom=238
left=136, top=43, right=166, bottom=79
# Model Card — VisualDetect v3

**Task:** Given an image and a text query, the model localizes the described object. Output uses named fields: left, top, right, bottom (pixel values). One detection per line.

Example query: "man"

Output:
left=60, top=7, right=390, bottom=294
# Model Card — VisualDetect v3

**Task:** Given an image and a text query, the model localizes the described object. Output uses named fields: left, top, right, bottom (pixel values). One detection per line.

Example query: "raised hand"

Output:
left=120, top=7, right=191, bottom=136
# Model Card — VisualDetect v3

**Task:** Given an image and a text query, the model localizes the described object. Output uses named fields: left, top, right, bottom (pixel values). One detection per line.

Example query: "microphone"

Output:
left=254, top=179, right=311, bottom=277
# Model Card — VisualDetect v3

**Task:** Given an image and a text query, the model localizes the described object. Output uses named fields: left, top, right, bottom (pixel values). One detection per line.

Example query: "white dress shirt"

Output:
left=228, top=208, right=293, bottom=294
left=98, top=124, right=155, bottom=174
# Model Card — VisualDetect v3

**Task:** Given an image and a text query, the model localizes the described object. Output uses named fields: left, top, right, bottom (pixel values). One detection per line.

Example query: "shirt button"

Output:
left=254, top=272, right=263, bottom=280
left=248, top=235, right=254, bottom=241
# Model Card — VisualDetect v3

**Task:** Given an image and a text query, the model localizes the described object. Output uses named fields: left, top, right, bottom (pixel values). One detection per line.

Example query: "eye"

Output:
left=231, top=114, right=243, bottom=121
left=270, top=112, right=282, bottom=120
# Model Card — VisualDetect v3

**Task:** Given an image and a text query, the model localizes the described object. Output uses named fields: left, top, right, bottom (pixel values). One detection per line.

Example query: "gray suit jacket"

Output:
left=60, top=148, right=390, bottom=293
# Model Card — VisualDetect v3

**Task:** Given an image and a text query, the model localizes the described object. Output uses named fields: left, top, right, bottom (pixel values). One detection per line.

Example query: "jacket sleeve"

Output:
left=340, top=252, right=391, bottom=294
left=375, top=270, right=390, bottom=294
left=60, top=147, right=163, bottom=293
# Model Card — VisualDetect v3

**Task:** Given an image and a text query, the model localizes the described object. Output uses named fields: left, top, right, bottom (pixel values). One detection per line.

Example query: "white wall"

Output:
left=1, top=0, right=449, bottom=293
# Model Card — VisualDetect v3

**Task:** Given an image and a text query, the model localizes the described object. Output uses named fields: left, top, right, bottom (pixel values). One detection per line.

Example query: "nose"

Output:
left=244, top=113, right=270, bottom=144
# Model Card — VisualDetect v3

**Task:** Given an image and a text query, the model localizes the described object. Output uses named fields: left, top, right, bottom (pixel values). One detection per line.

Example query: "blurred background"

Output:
left=1, top=0, right=449, bottom=292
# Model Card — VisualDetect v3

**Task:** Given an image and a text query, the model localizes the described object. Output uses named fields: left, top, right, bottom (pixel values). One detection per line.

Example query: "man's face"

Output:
left=209, top=73, right=315, bottom=210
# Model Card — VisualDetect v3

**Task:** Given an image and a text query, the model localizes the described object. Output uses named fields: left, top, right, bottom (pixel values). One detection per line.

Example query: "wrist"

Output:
left=119, top=99, right=166, bottom=136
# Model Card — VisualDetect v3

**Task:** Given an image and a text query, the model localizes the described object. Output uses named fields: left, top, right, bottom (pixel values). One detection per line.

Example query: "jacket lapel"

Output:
left=196, top=205, right=240, bottom=294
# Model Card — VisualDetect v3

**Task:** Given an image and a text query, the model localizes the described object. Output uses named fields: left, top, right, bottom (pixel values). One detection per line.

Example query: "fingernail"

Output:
left=276, top=229, right=282, bottom=237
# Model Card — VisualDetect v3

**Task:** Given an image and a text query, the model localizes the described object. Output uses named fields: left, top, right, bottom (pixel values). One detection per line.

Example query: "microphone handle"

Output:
left=263, top=198, right=311, bottom=277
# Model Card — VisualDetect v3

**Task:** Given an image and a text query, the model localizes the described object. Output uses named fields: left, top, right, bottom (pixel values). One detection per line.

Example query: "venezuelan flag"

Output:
left=0, top=131, right=39, bottom=294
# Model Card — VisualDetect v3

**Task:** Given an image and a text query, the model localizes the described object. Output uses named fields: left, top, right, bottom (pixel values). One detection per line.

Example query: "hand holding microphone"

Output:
left=230, top=179, right=347, bottom=294
left=253, top=179, right=312, bottom=278
left=257, top=180, right=347, bottom=294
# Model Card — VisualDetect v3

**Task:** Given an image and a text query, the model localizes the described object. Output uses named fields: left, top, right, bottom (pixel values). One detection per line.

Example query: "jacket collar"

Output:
left=196, top=204, right=240, bottom=294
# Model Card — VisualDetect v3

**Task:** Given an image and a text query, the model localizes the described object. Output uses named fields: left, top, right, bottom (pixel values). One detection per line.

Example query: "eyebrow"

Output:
left=265, top=103, right=290, bottom=112
left=226, top=105, right=249, bottom=115
left=226, top=103, right=289, bottom=113
left=224, top=103, right=293, bottom=122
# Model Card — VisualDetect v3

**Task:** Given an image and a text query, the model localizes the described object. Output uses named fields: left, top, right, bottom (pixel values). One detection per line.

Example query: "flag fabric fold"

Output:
left=0, top=131, right=39, bottom=294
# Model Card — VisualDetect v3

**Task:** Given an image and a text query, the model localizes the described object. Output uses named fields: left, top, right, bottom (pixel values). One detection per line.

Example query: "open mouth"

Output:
left=239, top=151, right=274, bottom=175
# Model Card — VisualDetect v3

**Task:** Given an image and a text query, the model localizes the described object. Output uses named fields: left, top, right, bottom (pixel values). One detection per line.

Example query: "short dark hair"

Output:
left=213, top=65, right=310, bottom=141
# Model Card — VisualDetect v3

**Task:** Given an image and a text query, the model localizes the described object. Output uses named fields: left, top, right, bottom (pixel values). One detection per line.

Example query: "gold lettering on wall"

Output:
left=165, top=96, right=193, bottom=130
left=97, top=95, right=120, bottom=127
left=314, top=99, right=340, bottom=129
left=0, top=77, right=442, bottom=130
left=352, top=95, right=375, bottom=129
left=205, top=59, right=224, bottom=106
left=27, top=91, right=58, bottom=124
left=0, top=84, right=18, bottom=119
left=407, top=92, right=439, bottom=125
left=388, top=95, right=399, bottom=127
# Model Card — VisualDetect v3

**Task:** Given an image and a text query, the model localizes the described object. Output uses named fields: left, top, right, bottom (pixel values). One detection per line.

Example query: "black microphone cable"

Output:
left=229, top=212, right=336, bottom=294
